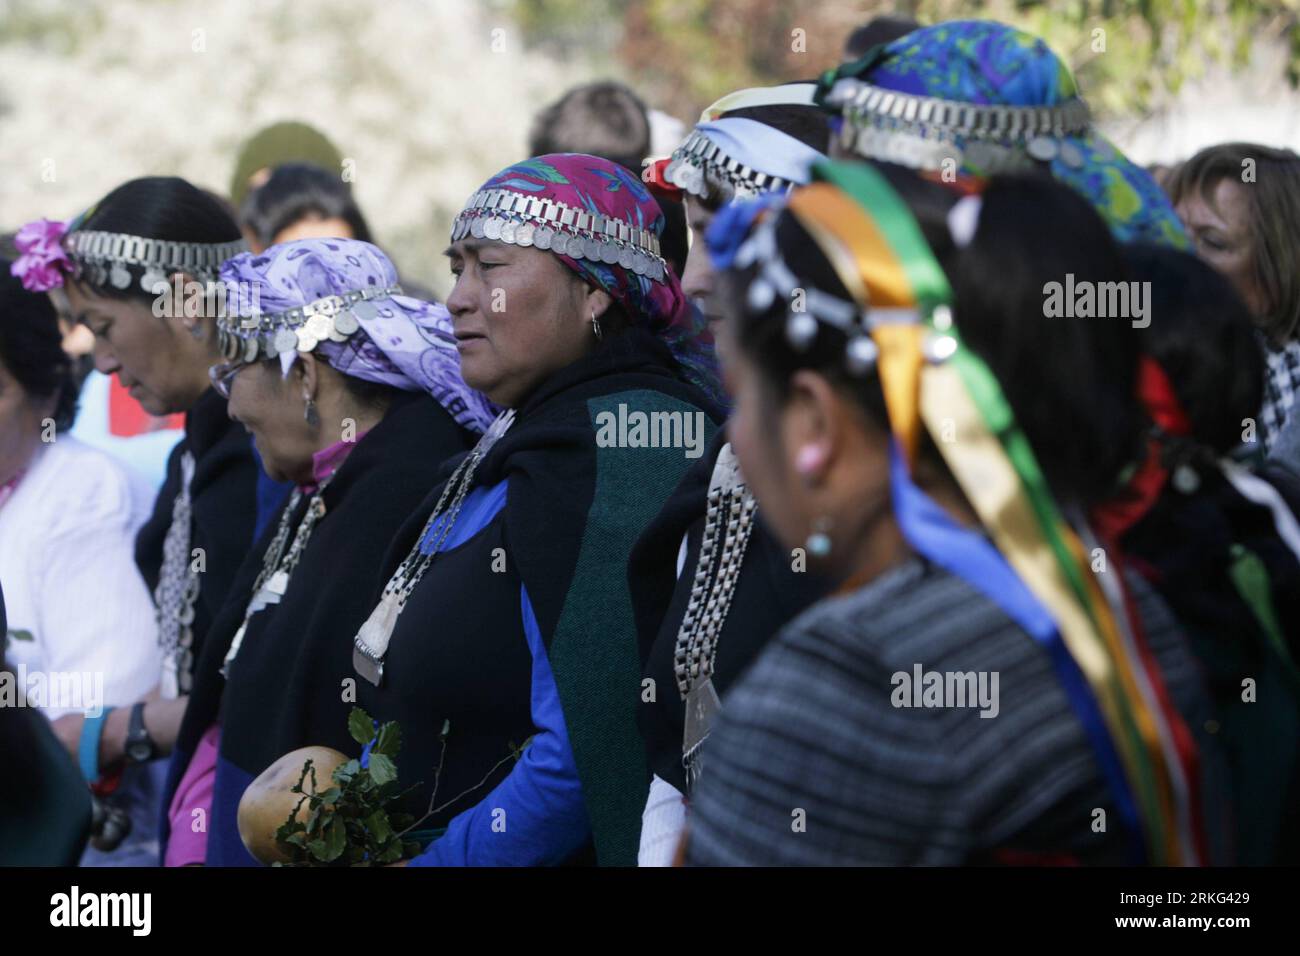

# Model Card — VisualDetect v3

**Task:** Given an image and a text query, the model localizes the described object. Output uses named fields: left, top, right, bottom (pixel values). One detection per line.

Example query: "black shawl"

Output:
left=135, top=387, right=260, bottom=668
left=629, top=428, right=831, bottom=793
left=363, top=328, right=725, bottom=865
left=163, top=392, right=473, bottom=864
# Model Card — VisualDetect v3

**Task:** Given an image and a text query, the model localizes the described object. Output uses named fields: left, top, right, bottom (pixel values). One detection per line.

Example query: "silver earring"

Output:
left=304, top=396, right=319, bottom=427
left=591, top=307, right=602, bottom=341
left=806, top=517, right=832, bottom=558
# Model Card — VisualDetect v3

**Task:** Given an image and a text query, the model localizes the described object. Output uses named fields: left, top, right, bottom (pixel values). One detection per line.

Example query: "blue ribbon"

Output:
left=887, top=442, right=1146, bottom=864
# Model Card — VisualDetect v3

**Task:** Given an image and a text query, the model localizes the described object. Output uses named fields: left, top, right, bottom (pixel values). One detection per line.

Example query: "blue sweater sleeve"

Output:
left=407, top=582, right=590, bottom=866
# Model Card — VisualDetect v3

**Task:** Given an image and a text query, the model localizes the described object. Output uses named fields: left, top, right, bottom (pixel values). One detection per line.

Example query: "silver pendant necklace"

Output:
left=352, top=410, right=516, bottom=686
left=221, top=475, right=334, bottom=678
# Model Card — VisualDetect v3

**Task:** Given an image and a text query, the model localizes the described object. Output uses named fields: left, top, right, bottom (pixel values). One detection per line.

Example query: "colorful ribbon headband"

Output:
left=754, top=162, right=1206, bottom=864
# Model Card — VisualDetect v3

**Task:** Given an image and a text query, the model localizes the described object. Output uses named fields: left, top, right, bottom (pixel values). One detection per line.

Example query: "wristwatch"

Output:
left=125, top=701, right=157, bottom=764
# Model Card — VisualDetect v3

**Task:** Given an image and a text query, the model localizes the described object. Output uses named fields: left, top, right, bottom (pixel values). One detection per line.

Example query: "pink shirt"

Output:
left=164, top=431, right=368, bottom=865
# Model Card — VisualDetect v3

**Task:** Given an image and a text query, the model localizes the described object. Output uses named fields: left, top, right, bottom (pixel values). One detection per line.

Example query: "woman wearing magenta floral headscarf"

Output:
left=334, top=153, right=724, bottom=868
left=162, top=237, right=493, bottom=866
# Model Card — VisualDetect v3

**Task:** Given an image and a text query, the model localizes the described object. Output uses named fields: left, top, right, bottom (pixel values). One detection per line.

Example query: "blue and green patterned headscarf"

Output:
left=816, top=19, right=1187, bottom=249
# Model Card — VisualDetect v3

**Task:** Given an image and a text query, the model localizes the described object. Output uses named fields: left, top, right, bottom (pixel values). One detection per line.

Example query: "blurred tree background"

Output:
left=509, top=0, right=1300, bottom=119
left=3, top=0, right=1297, bottom=291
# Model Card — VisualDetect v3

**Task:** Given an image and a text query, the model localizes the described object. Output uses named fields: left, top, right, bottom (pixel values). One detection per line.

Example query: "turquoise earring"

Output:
left=806, top=517, right=832, bottom=558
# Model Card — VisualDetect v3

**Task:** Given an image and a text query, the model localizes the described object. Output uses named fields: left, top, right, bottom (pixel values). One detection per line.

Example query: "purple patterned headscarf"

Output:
left=455, top=153, right=722, bottom=404
left=221, top=238, right=498, bottom=433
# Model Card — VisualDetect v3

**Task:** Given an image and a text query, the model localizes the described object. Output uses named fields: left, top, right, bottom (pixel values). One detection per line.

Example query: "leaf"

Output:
left=373, top=721, right=402, bottom=757
left=369, top=753, right=397, bottom=787
left=307, top=839, right=329, bottom=860
left=508, top=159, right=570, bottom=184
left=348, top=707, right=375, bottom=746
left=376, top=841, right=403, bottom=863
left=332, top=759, right=360, bottom=786
left=321, top=787, right=342, bottom=806
left=364, top=809, right=393, bottom=842
left=321, top=816, right=347, bottom=862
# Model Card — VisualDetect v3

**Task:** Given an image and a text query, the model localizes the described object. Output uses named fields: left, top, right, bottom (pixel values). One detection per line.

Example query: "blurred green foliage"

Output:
left=507, top=0, right=1300, bottom=118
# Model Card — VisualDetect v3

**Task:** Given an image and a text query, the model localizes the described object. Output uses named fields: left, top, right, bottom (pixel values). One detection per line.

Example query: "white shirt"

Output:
left=0, top=435, right=160, bottom=719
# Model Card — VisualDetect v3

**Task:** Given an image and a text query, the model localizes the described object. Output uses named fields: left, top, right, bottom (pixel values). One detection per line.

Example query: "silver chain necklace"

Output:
left=157, top=451, right=200, bottom=699
left=352, top=410, right=516, bottom=686
left=673, top=443, right=758, bottom=788
left=220, top=474, right=334, bottom=678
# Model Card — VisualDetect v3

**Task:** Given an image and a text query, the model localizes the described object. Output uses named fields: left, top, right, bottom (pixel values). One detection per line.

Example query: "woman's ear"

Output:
left=174, top=272, right=209, bottom=336
left=783, top=369, right=843, bottom=487
left=297, top=352, right=320, bottom=401
left=583, top=285, right=615, bottom=321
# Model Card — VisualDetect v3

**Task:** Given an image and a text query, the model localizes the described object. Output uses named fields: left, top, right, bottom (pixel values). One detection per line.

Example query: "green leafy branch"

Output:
left=271, top=707, right=421, bottom=866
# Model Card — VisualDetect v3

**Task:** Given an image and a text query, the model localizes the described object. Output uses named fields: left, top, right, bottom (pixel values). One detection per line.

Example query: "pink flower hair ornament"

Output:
left=10, top=218, right=71, bottom=292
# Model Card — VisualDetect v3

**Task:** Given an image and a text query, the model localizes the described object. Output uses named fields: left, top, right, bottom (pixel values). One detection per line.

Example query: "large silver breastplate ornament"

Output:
left=672, top=443, right=758, bottom=789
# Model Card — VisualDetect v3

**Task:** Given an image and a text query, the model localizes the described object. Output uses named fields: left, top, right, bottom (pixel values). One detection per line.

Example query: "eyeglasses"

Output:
left=209, top=361, right=252, bottom=399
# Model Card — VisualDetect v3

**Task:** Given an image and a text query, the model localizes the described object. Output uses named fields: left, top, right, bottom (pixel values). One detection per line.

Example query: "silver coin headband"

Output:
left=215, top=283, right=403, bottom=365
left=664, top=129, right=798, bottom=205
left=451, top=188, right=667, bottom=283
left=823, top=78, right=1093, bottom=175
left=63, top=230, right=248, bottom=294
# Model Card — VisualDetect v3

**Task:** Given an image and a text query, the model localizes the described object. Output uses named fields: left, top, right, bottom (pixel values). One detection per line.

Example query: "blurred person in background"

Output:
left=842, top=14, right=919, bottom=60
left=0, top=260, right=160, bottom=865
left=1, top=581, right=92, bottom=866
left=529, top=80, right=689, bottom=278
left=239, top=162, right=373, bottom=253
left=228, top=120, right=344, bottom=209
left=1, top=231, right=178, bottom=497
left=1118, top=243, right=1300, bottom=863
left=1166, top=143, right=1300, bottom=469
left=14, top=177, right=265, bottom=865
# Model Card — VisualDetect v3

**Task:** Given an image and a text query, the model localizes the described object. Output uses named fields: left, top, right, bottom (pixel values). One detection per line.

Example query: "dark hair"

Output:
left=0, top=262, right=79, bottom=430
left=657, top=195, right=688, bottom=279
left=240, top=162, right=373, bottom=250
left=529, top=81, right=651, bottom=173
left=338, top=371, right=400, bottom=410
left=843, top=15, right=920, bottom=60
left=947, top=175, right=1145, bottom=506
left=726, top=171, right=1145, bottom=508
left=723, top=165, right=958, bottom=416
left=1165, top=142, right=1300, bottom=345
left=71, top=176, right=243, bottom=306
left=1125, top=243, right=1265, bottom=454
left=716, top=104, right=832, bottom=165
